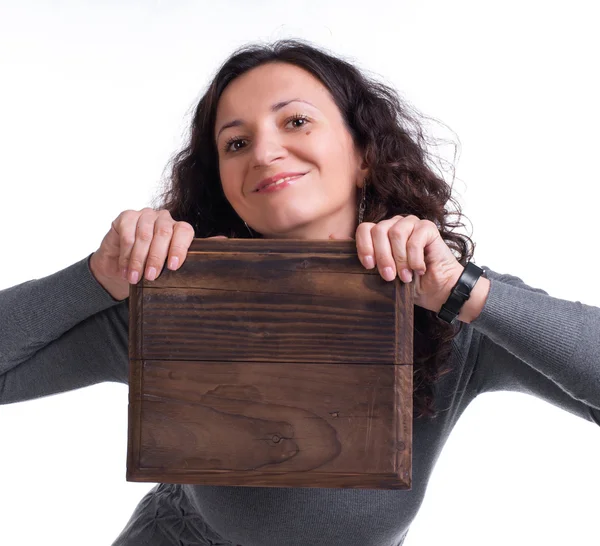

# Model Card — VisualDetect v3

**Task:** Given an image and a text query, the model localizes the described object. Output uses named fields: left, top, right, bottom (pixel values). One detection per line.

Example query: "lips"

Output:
left=254, top=172, right=306, bottom=192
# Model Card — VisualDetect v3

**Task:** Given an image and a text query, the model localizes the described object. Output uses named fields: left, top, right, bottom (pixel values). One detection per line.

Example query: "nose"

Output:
left=250, top=128, right=287, bottom=169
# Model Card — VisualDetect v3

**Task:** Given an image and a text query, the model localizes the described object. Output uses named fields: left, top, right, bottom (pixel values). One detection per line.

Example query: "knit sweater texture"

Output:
left=1, top=254, right=599, bottom=546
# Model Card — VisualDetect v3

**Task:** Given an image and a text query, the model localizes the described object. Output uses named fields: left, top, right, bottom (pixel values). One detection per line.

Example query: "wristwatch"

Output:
left=437, top=262, right=485, bottom=324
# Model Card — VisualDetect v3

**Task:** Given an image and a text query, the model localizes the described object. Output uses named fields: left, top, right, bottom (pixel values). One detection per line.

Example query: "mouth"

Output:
left=254, top=172, right=307, bottom=193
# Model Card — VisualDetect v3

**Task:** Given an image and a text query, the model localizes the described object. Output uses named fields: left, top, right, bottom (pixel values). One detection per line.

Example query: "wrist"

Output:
left=89, top=252, right=129, bottom=301
left=439, top=265, right=490, bottom=324
left=457, top=271, right=490, bottom=324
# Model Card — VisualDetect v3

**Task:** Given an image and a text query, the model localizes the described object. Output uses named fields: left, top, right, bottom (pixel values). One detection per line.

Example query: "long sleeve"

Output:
left=469, top=266, right=600, bottom=424
left=0, top=254, right=129, bottom=405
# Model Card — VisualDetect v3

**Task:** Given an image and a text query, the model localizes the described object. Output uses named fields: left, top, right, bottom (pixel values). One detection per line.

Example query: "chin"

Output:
left=258, top=222, right=317, bottom=240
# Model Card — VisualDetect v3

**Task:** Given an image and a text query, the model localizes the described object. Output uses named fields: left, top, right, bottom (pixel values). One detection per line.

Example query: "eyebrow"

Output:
left=216, top=98, right=316, bottom=140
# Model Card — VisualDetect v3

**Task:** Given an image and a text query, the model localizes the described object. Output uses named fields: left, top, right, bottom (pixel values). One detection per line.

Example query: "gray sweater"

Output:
left=1, top=254, right=599, bottom=546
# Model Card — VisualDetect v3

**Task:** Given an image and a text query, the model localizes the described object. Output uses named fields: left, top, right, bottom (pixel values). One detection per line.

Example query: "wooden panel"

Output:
left=140, top=283, right=398, bottom=364
left=128, top=239, right=414, bottom=489
left=185, top=238, right=394, bottom=263
left=127, top=361, right=411, bottom=489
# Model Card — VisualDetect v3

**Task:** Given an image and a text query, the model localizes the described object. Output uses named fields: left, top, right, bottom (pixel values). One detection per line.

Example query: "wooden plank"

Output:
left=185, top=238, right=384, bottom=259
left=126, top=284, right=144, bottom=478
left=128, top=360, right=411, bottom=489
left=147, top=261, right=390, bottom=295
left=128, top=282, right=143, bottom=360
left=140, top=283, right=399, bottom=364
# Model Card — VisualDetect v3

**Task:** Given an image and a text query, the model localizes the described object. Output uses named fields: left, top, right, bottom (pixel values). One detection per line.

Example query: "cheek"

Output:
left=218, top=162, right=243, bottom=200
left=301, top=130, right=345, bottom=167
left=309, top=131, right=355, bottom=177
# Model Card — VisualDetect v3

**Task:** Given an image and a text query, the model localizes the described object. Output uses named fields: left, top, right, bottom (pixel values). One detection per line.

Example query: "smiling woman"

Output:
left=1, top=38, right=599, bottom=546
left=214, top=63, right=366, bottom=240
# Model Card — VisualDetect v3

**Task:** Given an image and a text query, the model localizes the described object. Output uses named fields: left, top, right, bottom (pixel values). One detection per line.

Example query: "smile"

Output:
left=256, top=174, right=304, bottom=193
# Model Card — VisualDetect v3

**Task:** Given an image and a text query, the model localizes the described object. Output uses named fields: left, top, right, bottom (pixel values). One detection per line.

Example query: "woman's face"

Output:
left=214, top=61, right=367, bottom=239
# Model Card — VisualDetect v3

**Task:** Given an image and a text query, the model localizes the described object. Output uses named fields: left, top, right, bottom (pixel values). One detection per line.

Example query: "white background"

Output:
left=1, top=1, right=599, bottom=545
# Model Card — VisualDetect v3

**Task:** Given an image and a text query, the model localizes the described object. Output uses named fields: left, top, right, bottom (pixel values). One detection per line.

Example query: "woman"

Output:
left=1, top=39, right=598, bottom=546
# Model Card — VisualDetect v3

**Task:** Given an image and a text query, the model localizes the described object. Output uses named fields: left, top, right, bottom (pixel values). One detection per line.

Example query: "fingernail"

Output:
left=129, top=270, right=139, bottom=284
left=401, top=268, right=413, bottom=283
left=363, top=255, right=375, bottom=269
left=382, top=267, right=395, bottom=281
left=146, top=266, right=157, bottom=281
left=121, top=267, right=128, bottom=280
left=169, top=256, right=179, bottom=270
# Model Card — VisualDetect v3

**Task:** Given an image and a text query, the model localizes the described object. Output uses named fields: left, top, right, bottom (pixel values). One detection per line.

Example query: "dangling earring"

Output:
left=243, top=220, right=254, bottom=238
left=358, top=179, right=367, bottom=224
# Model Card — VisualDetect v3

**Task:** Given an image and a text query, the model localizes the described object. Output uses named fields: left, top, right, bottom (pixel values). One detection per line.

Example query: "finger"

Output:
left=355, top=216, right=402, bottom=270
left=143, top=211, right=175, bottom=281
left=167, top=221, right=197, bottom=271
left=371, top=221, right=402, bottom=282
left=115, top=209, right=140, bottom=277
left=388, top=218, right=420, bottom=282
left=103, top=218, right=125, bottom=259
left=355, top=222, right=377, bottom=269
left=404, top=221, right=430, bottom=276
left=127, top=208, right=158, bottom=284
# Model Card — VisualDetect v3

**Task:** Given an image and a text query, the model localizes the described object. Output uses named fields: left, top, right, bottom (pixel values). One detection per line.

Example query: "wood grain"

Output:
left=128, top=239, right=413, bottom=489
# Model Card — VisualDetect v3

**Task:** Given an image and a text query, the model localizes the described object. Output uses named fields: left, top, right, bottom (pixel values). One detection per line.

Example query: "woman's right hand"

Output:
left=89, top=208, right=224, bottom=301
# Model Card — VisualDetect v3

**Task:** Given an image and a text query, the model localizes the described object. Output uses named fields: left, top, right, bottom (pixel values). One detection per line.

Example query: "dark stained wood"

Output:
left=126, top=280, right=144, bottom=479
left=141, top=285, right=396, bottom=363
left=184, top=238, right=398, bottom=260
left=127, top=238, right=414, bottom=489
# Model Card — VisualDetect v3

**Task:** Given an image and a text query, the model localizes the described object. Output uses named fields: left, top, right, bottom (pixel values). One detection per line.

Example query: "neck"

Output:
left=259, top=208, right=357, bottom=240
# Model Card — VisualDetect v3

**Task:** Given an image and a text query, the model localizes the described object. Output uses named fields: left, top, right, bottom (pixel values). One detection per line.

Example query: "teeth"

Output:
left=262, top=176, right=298, bottom=190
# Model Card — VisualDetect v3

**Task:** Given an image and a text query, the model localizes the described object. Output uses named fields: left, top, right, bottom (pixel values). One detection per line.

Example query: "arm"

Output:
left=467, top=266, right=600, bottom=424
left=0, top=254, right=129, bottom=404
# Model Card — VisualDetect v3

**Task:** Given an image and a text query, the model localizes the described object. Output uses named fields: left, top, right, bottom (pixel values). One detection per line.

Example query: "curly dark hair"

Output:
left=152, top=39, right=476, bottom=420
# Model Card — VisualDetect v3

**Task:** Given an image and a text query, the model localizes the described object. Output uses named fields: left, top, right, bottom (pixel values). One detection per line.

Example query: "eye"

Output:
left=223, top=137, right=247, bottom=153
left=286, top=114, right=310, bottom=129
left=222, top=114, right=311, bottom=154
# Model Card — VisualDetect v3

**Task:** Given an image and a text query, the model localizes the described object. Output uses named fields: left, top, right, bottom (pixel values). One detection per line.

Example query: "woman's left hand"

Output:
left=330, top=215, right=464, bottom=313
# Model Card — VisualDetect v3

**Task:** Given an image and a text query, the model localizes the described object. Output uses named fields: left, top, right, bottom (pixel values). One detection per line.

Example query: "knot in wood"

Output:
left=271, top=435, right=281, bottom=444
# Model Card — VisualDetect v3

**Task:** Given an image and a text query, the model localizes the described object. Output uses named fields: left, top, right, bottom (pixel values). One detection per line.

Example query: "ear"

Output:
left=356, top=148, right=369, bottom=184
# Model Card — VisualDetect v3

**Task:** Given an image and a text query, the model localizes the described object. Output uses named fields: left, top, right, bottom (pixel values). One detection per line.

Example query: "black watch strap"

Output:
left=437, top=262, right=485, bottom=324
